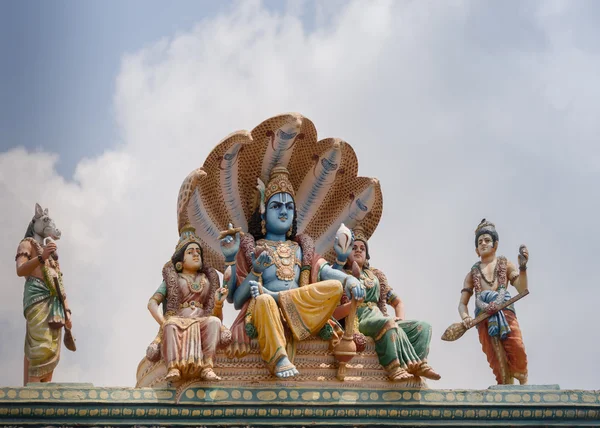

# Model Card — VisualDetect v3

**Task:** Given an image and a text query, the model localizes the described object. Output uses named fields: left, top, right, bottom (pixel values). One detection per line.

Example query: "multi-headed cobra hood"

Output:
left=176, top=113, right=383, bottom=272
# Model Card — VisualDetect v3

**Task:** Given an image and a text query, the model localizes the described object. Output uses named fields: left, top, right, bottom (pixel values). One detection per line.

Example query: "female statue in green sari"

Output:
left=333, top=225, right=440, bottom=382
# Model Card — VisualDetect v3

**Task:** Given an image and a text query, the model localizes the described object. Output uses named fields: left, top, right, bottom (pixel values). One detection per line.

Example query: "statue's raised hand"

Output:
left=41, top=241, right=57, bottom=261
left=518, top=245, right=529, bottom=268
left=215, top=287, right=228, bottom=304
left=219, top=223, right=240, bottom=261
left=345, top=275, right=365, bottom=301
left=251, top=251, right=272, bottom=274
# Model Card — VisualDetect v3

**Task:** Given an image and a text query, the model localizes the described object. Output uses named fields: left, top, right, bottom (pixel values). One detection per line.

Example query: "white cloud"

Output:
left=1, top=0, right=599, bottom=390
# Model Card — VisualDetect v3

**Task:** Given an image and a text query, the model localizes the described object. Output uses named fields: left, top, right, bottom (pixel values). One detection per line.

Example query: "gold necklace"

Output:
left=361, top=269, right=376, bottom=289
left=259, top=240, right=300, bottom=281
left=180, top=273, right=205, bottom=294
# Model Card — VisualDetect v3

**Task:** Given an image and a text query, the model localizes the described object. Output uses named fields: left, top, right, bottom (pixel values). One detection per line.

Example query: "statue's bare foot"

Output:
left=388, top=367, right=414, bottom=382
left=415, top=362, right=441, bottom=380
left=201, top=368, right=221, bottom=381
left=275, top=356, right=299, bottom=378
left=165, top=368, right=181, bottom=382
left=405, top=360, right=420, bottom=375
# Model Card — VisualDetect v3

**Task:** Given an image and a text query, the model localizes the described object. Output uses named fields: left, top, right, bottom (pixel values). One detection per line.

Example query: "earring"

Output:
left=286, top=226, right=292, bottom=238
left=261, top=219, right=266, bottom=236
left=175, top=262, right=183, bottom=272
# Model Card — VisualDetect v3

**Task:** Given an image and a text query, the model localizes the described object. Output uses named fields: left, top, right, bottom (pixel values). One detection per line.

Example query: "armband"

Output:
left=15, top=252, right=31, bottom=261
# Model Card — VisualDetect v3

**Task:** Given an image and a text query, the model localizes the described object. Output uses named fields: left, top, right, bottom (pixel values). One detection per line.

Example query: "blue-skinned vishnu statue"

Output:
left=162, top=114, right=385, bottom=381
left=220, top=166, right=366, bottom=378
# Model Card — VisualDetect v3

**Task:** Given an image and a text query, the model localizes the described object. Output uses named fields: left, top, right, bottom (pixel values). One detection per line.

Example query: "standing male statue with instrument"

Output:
left=14, top=203, right=75, bottom=385
left=451, top=219, right=529, bottom=385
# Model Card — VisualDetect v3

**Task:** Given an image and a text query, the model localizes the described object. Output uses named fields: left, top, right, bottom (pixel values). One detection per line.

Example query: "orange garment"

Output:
left=477, top=310, right=528, bottom=384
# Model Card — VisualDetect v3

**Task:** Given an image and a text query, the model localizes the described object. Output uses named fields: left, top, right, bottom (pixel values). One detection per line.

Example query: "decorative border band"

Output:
left=0, top=386, right=598, bottom=426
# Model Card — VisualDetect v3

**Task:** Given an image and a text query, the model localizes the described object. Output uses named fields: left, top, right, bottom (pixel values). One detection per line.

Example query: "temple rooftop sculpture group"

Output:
left=6, top=113, right=584, bottom=427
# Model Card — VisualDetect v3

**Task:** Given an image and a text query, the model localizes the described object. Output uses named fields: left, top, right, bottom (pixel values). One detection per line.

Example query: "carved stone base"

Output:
left=136, top=336, right=428, bottom=389
left=2, top=383, right=598, bottom=426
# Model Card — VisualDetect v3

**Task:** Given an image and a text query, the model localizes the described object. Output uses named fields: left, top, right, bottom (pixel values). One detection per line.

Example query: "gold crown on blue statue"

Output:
left=264, top=165, right=295, bottom=202
left=175, top=224, right=202, bottom=253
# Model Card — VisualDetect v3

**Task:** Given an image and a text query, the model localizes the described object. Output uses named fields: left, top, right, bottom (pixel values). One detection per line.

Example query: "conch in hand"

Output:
left=336, top=223, right=353, bottom=254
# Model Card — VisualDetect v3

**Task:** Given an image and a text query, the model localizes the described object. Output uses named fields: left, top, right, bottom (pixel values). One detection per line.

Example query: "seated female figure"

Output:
left=333, top=226, right=440, bottom=382
left=147, top=226, right=228, bottom=382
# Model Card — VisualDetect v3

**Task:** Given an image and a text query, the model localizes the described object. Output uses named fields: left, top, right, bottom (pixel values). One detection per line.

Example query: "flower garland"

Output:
left=472, top=256, right=507, bottom=314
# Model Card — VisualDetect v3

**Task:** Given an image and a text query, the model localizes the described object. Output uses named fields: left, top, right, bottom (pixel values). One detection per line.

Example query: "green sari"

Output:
left=355, top=268, right=432, bottom=372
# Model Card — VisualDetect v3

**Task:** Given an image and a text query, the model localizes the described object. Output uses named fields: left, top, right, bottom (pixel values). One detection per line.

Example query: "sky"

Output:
left=1, top=0, right=600, bottom=391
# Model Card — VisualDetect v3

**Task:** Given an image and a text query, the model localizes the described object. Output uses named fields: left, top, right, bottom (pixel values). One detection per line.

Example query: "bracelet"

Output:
left=224, top=260, right=236, bottom=266
left=461, top=288, right=473, bottom=295
left=214, top=302, right=223, bottom=309
left=66, top=309, right=72, bottom=315
left=37, top=255, right=45, bottom=265
left=335, top=258, right=347, bottom=266
left=251, top=270, right=262, bottom=278
left=519, top=265, right=527, bottom=271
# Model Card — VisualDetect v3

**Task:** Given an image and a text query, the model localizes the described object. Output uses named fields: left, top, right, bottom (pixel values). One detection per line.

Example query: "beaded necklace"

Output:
left=476, top=261, right=498, bottom=287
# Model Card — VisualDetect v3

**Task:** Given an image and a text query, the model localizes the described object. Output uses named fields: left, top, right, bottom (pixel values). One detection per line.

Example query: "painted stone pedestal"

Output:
left=1, top=383, right=599, bottom=426
left=137, top=336, right=428, bottom=389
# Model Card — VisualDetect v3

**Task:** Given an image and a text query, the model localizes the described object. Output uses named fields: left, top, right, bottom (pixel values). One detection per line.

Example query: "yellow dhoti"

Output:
left=253, top=280, right=342, bottom=372
left=24, top=300, right=62, bottom=378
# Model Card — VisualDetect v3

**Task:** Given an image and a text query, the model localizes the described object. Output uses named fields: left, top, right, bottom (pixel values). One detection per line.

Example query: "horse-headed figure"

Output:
left=24, top=203, right=62, bottom=242
left=15, top=203, right=74, bottom=385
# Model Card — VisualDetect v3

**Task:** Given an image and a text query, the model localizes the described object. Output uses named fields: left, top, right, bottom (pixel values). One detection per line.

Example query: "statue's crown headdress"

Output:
left=175, top=224, right=202, bottom=253
left=352, top=224, right=368, bottom=243
left=264, top=165, right=295, bottom=201
left=475, top=218, right=496, bottom=236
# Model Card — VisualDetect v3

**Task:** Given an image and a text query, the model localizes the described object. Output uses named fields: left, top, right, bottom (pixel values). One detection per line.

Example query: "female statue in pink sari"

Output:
left=146, top=225, right=229, bottom=382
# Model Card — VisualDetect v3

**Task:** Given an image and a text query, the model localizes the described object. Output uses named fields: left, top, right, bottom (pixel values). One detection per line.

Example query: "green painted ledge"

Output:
left=0, top=383, right=598, bottom=426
